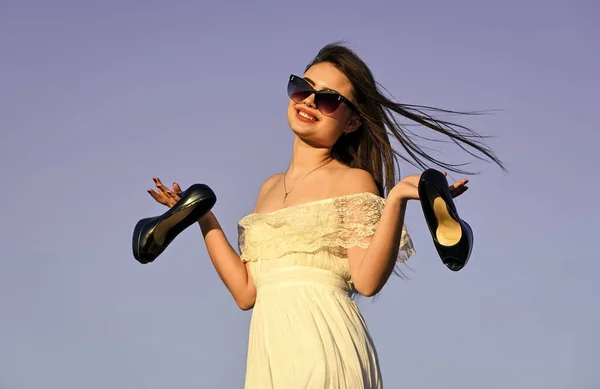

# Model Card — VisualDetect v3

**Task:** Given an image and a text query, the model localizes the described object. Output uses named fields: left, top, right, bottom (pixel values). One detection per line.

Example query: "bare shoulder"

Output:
left=337, top=167, right=380, bottom=196
left=258, top=173, right=283, bottom=194
left=253, top=173, right=283, bottom=209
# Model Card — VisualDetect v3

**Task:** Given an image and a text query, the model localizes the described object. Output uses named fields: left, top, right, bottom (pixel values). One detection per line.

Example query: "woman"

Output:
left=148, top=43, right=503, bottom=388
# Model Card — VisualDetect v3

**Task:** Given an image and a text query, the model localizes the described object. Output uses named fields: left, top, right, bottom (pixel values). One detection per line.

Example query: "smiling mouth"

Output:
left=297, top=110, right=317, bottom=121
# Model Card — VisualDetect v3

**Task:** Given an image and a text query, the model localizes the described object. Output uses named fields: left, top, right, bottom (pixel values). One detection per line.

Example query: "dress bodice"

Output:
left=237, top=192, right=415, bottom=283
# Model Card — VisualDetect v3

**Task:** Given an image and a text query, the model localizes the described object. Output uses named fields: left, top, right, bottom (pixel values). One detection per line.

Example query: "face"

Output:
left=287, top=62, right=361, bottom=147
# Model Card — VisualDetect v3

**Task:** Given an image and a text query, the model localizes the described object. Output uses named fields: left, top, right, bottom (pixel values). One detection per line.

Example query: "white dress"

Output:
left=237, top=192, right=415, bottom=389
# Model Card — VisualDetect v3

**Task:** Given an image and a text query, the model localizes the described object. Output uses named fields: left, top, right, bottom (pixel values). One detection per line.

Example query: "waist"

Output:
left=256, top=267, right=352, bottom=294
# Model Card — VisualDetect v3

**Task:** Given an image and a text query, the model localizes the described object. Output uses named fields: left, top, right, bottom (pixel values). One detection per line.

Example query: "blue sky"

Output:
left=1, top=0, right=598, bottom=388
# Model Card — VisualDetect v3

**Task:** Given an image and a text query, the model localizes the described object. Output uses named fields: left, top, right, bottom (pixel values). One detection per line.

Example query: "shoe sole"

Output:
left=432, top=195, right=462, bottom=246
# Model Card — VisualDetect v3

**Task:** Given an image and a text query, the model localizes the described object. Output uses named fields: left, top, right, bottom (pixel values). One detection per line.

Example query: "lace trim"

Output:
left=238, top=192, right=416, bottom=263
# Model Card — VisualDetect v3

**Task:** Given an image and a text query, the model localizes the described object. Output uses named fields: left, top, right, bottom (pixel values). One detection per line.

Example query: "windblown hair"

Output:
left=305, top=42, right=506, bottom=196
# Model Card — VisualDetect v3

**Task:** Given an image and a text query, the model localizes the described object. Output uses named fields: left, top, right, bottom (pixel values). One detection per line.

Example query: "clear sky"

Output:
left=1, top=0, right=598, bottom=388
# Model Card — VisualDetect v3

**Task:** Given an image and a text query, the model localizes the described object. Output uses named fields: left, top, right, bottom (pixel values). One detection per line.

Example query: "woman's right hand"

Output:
left=147, top=177, right=182, bottom=208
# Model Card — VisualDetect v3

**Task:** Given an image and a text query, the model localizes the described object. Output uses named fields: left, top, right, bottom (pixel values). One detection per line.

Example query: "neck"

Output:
left=287, top=136, right=334, bottom=178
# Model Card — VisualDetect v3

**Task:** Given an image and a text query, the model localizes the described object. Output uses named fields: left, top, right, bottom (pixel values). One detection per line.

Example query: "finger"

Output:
left=148, top=188, right=167, bottom=205
left=450, top=179, right=468, bottom=190
left=154, top=177, right=168, bottom=189
left=452, top=186, right=468, bottom=198
left=167, top=190, right=181, bottom=203
left=153, top=177, right=163, bottom=192
left=147, top=188, right=157, bottom=199
left=166, top=198, right=176, bottom=208
left=154, top=177, right=172, bottom=195
left=173, top=182, right=182, bottom=194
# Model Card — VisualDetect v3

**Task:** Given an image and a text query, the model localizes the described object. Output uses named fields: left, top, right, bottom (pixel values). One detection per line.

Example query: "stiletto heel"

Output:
left=132, top=184, right=217, bottom=264
left=418, top=169, right=473, bottom=271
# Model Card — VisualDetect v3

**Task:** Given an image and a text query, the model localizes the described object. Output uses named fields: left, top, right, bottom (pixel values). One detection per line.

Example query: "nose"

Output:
left=302, top=93, right=317, bottom=108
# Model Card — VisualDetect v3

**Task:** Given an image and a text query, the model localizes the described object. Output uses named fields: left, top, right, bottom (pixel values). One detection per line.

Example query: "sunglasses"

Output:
left=287, top=74, right=357, bottom=115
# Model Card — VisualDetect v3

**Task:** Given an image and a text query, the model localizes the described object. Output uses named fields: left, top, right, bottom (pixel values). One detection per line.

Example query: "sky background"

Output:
left=1, top=0, right=598, bottom=388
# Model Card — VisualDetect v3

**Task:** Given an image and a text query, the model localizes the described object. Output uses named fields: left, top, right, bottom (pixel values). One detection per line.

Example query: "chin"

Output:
left=287, top=111, right=313, bottom=134
left=288, top=122, right=314, bottom=138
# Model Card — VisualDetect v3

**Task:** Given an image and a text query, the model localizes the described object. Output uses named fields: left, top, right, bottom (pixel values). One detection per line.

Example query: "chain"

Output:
left=283, top=159, right=333, bottom=202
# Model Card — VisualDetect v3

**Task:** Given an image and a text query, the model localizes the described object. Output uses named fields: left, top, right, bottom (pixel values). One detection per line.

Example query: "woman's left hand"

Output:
left=389, top=172, right=469, bottom=201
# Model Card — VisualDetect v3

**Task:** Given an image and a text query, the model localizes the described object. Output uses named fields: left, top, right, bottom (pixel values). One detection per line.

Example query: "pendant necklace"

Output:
left=283, top=159, right=332, bottom=203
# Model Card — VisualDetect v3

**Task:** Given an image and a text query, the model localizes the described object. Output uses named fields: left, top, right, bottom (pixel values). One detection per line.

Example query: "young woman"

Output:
left=148, top=43, right=503, bottom=388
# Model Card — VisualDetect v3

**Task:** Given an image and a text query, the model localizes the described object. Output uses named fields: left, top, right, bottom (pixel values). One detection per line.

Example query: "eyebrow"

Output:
left=303, top=77, right=340, bottom=94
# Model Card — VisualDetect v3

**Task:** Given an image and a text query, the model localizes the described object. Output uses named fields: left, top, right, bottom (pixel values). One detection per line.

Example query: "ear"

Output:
left=345, top=113, right=362, bottom=134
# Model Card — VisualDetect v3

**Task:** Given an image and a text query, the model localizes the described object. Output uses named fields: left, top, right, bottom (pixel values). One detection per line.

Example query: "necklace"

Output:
left=283, top=159, right=332, bottom=202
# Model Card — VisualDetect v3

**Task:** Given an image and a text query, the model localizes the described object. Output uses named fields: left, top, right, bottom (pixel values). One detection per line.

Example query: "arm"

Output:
left=344, top=170, right=409, bottom=297
left=198, top=212, right=256, bottom=310
left=347, top=195, right=407, bottom=297
left=198, top=173, right=282, bottom=310
left=148, top=177, right=257, bottom=310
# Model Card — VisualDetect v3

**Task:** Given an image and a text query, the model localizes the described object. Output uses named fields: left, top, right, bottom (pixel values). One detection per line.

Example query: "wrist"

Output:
left=387, top=188, right=410, bottom=205
left=386, top=189, right=409, bottom=210
left=198, top=210, right=215, bottom=227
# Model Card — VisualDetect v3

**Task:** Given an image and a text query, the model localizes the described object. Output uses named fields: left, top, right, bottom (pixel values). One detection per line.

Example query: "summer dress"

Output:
left=237, top=192, right=415, bottom=389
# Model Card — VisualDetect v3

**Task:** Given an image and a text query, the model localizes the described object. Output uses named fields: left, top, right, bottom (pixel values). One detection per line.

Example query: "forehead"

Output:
left=302, top=62, right=354, bottom=98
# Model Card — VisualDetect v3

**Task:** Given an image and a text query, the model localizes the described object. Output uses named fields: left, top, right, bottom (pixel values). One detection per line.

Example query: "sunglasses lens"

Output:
left=315, top=94, right=342, bottom=114
left=288, top=76, right=311, bottom=102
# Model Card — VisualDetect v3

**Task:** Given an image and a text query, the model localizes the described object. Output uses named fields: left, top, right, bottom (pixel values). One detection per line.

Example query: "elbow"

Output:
left=358, top=287, right=380, bottom=298
left=234, top=291, right=256, bottom=311
left=354, top=281, right=382, bottom=298
left=236, top=300, right=255, bottom=311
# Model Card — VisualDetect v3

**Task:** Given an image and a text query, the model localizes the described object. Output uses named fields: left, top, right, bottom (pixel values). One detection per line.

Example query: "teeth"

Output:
left=298, top=110, right=316, bottom=121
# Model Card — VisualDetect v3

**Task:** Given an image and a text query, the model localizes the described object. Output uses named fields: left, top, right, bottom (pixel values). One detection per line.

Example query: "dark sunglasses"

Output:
left=287, top=74, right=357, bottom=115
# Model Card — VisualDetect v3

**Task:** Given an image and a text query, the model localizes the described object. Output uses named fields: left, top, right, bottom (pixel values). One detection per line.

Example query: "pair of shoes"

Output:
left=132, top=184, right=217, bottom=264
left=418, top=169, right=473, bottom=271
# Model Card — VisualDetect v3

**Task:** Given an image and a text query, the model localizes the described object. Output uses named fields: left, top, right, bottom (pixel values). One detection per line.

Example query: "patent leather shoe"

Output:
left=418, top=169, right=473, bottom=271
left=133, top=184, right=216, bottom=264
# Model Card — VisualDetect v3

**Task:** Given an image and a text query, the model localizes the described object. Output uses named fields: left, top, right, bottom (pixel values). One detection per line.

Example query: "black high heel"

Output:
left=132, top=184, right=217, bottom=264
left=418, top=169, right=473, bottom=271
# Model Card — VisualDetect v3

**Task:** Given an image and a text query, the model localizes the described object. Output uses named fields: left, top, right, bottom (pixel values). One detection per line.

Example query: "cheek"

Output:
left=319, top=117, right=347, bottom=138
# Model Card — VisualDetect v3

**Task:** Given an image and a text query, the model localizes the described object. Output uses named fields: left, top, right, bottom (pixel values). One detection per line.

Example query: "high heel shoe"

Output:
left=132, top=184, right=217, bottom=264
left=418, top=169, right=473, bottom=271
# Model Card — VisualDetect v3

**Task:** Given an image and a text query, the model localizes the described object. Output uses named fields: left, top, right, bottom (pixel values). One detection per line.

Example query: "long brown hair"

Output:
left=305, top=42, right=506, bottom=196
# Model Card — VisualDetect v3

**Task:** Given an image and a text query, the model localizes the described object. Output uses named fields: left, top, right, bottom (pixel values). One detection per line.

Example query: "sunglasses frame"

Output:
left=288, top=74, right=358, bottom=114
